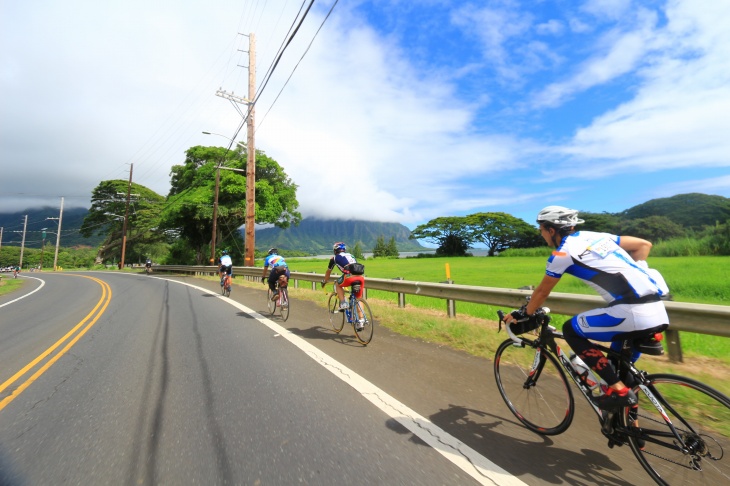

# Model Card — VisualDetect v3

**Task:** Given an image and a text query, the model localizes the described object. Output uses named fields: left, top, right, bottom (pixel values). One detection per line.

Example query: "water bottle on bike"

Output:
left=569, top=353, right=608, bottom=396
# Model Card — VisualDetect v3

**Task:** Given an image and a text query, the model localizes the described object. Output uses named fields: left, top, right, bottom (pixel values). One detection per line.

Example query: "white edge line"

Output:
left=162, top=276, right=526, bottom=486
left=0, top=276, right=46, bottom=309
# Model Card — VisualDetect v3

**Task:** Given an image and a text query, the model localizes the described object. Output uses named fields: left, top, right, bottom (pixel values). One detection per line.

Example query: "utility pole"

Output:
left=121, top=164, right=133, bottom=269
left=215, top=32, right=256, bottom=267
left=0, top=227, right=3, bottom=258
left=50, top=197, right=64, bottom=271
left=210, top=165, right=220, bottom=264
left=19, top=215, right=28, bottom=269
left=244, top=32, right=256, bottom=267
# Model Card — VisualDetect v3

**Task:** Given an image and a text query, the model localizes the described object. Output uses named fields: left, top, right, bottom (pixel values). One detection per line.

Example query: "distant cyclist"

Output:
left=219, top=250, right=233, bottom=285
left=262, top=248, right=289, bottom=299
left=321, top=242, right=365, bottom=312
left=503, top=206, right=670, bottom=411
left=145, top=259, right=152, bottom=273
left=13, top=265, right=20, bottom=278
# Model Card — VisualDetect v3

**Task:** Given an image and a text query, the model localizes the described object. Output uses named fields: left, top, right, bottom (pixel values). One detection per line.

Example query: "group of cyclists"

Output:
left=216, top=204, right=671, bottom=412
left=218, top=242, right=365, bottom=324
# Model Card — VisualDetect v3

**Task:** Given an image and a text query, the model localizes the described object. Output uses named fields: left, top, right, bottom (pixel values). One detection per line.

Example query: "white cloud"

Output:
left=532, top=8, right=658, bottom=108
left=558, top=0, right=730, bottom=175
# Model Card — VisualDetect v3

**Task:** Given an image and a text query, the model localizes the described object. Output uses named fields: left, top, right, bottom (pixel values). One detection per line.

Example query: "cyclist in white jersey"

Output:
left=504, top=206, right=670, bottom=411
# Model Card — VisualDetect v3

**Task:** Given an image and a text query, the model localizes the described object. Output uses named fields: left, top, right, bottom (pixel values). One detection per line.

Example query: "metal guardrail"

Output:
left=153, top=265, right=730, bottom=362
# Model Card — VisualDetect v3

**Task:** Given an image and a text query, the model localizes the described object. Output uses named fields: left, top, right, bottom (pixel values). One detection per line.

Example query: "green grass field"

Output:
left=277, top=255, right=730, bottom=369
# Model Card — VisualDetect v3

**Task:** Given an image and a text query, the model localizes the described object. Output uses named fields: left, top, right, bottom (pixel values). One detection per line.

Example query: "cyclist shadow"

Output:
left=287, top=325, right=365, bottom=348
left=393, top=404, right=634, bottom=486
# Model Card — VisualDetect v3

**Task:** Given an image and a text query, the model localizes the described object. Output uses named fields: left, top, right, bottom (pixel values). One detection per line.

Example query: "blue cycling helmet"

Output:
left=333, top=242, right=346, bottom=254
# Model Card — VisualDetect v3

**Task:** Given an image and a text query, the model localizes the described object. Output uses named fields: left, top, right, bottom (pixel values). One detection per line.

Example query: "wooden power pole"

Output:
left=120, top=164, right=133, bottom=269
left=244, top=32, right=256, bottom=267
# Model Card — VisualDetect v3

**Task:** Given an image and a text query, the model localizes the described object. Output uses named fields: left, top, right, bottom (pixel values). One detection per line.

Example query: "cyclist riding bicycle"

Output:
left=145, top=259, right=152, bottom=272
left=219, top=250, right=233, bottom=285
left=503, top=206, right=670, bottom=411
left=262, top=248, right=289, bottom=300
left=321, top=242, right=366, bottom=327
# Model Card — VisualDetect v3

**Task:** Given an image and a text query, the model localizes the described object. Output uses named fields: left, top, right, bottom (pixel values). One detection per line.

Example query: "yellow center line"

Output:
left=0, top=275, right=112, bottom=412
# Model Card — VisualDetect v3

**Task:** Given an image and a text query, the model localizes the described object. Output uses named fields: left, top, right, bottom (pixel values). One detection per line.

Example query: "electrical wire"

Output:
left=257, top=0, right=340, bottom=131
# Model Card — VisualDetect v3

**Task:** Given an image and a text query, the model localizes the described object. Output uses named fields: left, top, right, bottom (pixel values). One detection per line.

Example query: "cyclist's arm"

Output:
left=618, top=235, right=652, bottom=261
left=262, top=264, right=269, bottom=278
left=323, top=268, right=332, bottom=283
left=525, top=274, right=560, bottom=316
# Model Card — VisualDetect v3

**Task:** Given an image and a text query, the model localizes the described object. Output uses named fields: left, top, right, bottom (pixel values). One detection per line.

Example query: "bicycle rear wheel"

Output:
left=327, top=293, right=344, bottom=333
left=623, top=374, right=730, bottom=485
left=267, top=288, right=276, bottom=315
left=353, top=298, right=374, bottom=345
left=280, top=288, right=289, bottom=321
left=494, top=338, right=574, bottom=435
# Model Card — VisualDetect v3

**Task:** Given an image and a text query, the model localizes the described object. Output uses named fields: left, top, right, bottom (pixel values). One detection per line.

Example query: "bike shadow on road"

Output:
left=392, top=404, right=634, bottom=486
left=286, top=325, right=366, bottom=348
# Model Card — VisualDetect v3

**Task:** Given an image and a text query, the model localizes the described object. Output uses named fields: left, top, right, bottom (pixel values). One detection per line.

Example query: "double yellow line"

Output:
left=0, top=275, right=112, bottom=412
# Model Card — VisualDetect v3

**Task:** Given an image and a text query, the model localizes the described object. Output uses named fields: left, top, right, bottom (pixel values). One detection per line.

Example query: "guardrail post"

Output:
left=665, top=329, right=683, bottom=363
left=441, top=279, right=456, bottom=317
left=393, top=277, right=405, bottom=308
left=311, top=272, right=317, bottom=291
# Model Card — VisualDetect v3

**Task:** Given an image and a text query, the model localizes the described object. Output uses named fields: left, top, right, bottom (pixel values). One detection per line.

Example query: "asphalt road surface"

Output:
left=0, top=271, right=658, bottom=485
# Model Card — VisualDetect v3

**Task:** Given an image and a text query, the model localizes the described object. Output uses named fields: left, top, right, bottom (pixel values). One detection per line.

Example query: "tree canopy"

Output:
left=410, top=217, right=474, bottom=256
left=162, top=145, right=301, bottom=264
left=81, top=180, right=166, bottom=263
left=465, top=212, right=539, bottom=256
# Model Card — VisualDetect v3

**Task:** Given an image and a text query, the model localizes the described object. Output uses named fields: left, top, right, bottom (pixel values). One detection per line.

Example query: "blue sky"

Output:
left=1, top=0, right=729, bottom=228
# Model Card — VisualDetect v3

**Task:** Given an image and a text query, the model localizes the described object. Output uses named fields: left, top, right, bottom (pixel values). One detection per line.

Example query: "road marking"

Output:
left=166, top=278, right=527, bottom=486
left=0, top=276, right=46, bottom=308
left=0, top=275, right=112, bottom=412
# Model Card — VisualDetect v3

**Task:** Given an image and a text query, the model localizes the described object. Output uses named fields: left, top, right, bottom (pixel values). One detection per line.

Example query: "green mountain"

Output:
left=0, top=207, right=103, bottom=248
left=254, top=219, right=427, bottom=254
left=619, top=193, right=730, bottom=230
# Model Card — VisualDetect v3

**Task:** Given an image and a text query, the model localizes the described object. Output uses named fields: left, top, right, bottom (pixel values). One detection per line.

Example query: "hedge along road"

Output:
left=0, top=272, right=657, bottom=485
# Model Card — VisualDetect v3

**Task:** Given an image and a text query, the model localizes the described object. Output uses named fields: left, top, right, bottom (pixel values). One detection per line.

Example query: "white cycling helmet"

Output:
left=536, top=206, right=584, bottom=227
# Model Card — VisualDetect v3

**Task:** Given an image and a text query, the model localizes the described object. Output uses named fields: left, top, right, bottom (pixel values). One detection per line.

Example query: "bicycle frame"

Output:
left=510, top=318, right=692, bottom=452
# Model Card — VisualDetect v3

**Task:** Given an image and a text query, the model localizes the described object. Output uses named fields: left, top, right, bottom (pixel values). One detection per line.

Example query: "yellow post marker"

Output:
left=445, top=263, right=451, bottom=280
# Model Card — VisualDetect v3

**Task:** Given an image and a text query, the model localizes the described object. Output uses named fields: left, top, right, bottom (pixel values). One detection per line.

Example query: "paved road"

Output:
left=0, top=271, right=654, bottom=485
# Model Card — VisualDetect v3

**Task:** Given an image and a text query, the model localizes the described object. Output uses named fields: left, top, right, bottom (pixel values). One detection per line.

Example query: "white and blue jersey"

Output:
left=546, top=231, right=666, bottom=305
left=264, top=254, right=288, bottom=269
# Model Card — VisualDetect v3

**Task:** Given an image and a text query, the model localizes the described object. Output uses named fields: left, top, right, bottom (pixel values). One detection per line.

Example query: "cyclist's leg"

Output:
left=267, top=272, right=278, bottom=294
left=343, top=276, right=365, bottom=319
left=334, top=275, right=347, bottom=307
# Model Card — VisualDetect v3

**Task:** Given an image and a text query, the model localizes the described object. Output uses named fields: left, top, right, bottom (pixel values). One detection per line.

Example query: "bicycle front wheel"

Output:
left=494, top=338, right=574, bottom=435
left=327, top=293, right=344, bottom=333
left=280, top=288, right=290, bottom=321
left=623, top=374, right=730, bottom=485
left=353, top=298, right=374, bottom=345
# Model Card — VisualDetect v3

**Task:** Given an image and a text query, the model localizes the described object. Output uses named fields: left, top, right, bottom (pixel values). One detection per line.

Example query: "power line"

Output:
left=258, top=0, right=341, bottom=130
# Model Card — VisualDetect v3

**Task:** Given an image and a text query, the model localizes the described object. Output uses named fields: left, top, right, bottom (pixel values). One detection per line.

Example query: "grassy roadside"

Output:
left=0, top=276, right=24, bottom=296
left=219, top=274, right=730, bottom=397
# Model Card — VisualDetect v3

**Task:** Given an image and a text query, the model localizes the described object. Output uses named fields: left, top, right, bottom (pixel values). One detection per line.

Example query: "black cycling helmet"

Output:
left=222, top=249, right=229, bottom=256
left=268, top=248, right=278, bottom=255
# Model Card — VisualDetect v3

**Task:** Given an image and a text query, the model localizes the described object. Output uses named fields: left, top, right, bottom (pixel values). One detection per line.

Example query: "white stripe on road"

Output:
left=0, top=276, right=46, bottom=308
left=163, top=277, right=526, bottom=486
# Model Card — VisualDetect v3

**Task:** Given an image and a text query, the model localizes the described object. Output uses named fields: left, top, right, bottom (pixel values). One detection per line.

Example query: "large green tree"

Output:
left=620, top=215, right=686, bottom=242
left=409, top=216, right=473, bottom=256
left=465, top=212, right=540, bottom=256
left=162, top=145, right=301, bottom=264
left=81, top=180, right=166, bottom=263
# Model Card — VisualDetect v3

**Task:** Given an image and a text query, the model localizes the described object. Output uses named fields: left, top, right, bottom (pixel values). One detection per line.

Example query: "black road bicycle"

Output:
left=326, top=281, right=374, bottom=345
left=493, top=303, right=730, bottom=485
